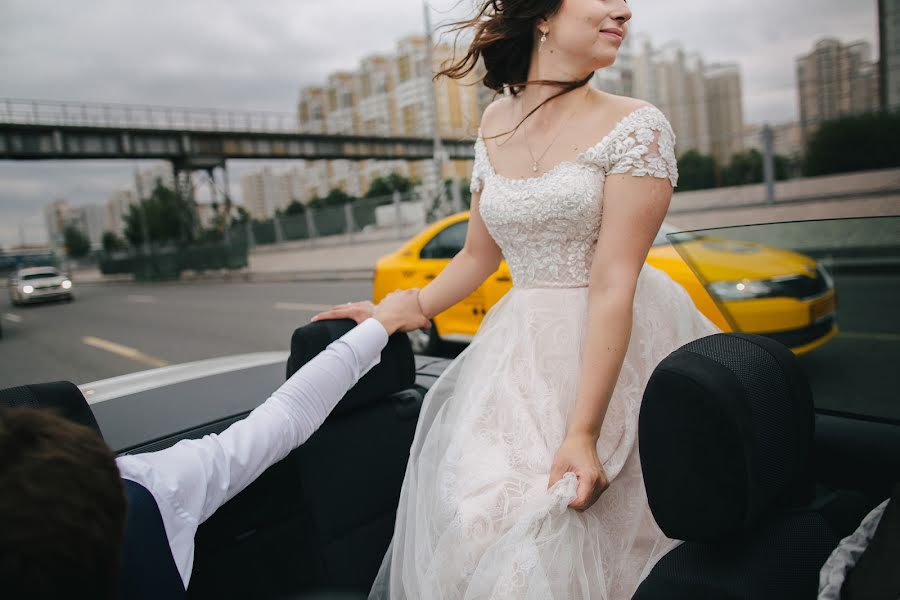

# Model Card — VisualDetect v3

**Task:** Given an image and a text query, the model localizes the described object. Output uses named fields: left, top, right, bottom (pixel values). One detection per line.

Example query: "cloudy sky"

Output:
left=0, top=0, right=879, bottom=247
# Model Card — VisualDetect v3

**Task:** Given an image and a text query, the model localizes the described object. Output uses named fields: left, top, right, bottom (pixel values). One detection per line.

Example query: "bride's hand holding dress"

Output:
left=547, top=430, right=609, bottom=512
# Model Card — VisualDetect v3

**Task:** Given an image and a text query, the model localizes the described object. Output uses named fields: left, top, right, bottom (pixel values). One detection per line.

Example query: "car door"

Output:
left=418, top=220, right=486, bottom=340
left=482, top=259, right=512, bottom=316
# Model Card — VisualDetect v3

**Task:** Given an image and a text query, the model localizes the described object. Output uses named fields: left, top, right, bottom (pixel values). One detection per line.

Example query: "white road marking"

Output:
left=127, top=294, right=156, bottom=303
left=839, top=331, right=900, bottom=342
left=274, top=302, right=333, bottom=312
left=2, top=313, right=22, bottom=323
left=82, top=336, right=169, bottom=368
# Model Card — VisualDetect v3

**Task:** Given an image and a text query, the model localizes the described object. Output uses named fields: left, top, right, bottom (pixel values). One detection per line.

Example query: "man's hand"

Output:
left=310, top=289, right=431, bottom=335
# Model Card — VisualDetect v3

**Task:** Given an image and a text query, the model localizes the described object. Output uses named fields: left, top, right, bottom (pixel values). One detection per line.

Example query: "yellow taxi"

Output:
left=372, top=212, right=838, bottom=355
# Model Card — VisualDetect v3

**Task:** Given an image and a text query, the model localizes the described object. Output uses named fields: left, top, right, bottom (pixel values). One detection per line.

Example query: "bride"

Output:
left=312, top=0, right=723, bottom=597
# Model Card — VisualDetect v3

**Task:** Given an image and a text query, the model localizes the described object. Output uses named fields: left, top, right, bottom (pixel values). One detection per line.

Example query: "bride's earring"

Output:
left=539, top=31, right=547, bottom=53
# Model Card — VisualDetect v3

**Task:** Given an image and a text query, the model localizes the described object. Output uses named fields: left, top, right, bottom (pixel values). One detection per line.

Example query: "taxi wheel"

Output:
left=407, top=320, right=441, bottom=355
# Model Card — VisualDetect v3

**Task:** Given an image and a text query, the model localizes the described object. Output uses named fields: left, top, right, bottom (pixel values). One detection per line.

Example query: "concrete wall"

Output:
left=666, top=167, right=900, bottom=232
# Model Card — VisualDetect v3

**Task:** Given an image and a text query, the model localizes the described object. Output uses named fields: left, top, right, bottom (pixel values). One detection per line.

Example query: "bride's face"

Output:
left=541, top=0, right=632, bottom=71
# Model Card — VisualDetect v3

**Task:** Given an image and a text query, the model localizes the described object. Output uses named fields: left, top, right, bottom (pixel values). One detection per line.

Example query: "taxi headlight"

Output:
left=707, top=279, right=775, bottom=301
left=62, top=280, right=72, bottom=289
left=23, top=285, right=34, bottom=294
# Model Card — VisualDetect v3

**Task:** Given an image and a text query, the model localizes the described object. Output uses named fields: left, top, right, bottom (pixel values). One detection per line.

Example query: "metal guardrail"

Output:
left=1, top=98, right=305, bottom=133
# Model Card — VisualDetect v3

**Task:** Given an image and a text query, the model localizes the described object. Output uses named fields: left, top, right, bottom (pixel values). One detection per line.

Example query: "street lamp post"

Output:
left=423, top=1, right=451, bottom=220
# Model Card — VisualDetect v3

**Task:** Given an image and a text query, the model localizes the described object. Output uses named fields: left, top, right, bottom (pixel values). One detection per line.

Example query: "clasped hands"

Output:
left=311, top=288, right=431, bottom=336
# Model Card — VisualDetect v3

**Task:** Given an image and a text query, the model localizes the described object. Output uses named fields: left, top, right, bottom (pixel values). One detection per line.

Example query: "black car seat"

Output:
left=189, top=319, right=420, bottom=599
left=0, top=381, right=102, bottom=435
left=633, top=333, right=873, bottom=600
left=282, top=319, right=419, bottom=591
left=0, top=381, right=186, bottom=599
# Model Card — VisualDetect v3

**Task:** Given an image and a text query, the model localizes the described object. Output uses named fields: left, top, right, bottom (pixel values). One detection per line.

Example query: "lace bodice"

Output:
left=470, top=105, right=678, bottom=288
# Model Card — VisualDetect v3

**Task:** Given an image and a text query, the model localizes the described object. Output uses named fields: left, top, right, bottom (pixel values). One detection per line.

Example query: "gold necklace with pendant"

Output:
left=522, top=85, right=591, bottom=173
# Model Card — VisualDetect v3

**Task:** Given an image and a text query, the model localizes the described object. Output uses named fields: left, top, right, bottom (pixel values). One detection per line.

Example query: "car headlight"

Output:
left=707, top=279, right=775, bottom=301
left=62, top=280, right=72, bottom=289
left=22, top=285, right=34, bottom=294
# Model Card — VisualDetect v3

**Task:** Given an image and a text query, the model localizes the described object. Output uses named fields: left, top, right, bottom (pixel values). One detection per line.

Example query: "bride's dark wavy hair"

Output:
left=435, top=0, right=594, bottom=139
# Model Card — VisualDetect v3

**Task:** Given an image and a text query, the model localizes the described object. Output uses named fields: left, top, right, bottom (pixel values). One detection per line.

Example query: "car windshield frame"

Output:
left=653, top=222, right=702, bottom=246
left=665, top=215, right=899, bottom=425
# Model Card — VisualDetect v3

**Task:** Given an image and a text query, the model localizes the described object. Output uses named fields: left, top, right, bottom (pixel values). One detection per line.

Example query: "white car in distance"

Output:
left=7, top=266, right=74, bottom=306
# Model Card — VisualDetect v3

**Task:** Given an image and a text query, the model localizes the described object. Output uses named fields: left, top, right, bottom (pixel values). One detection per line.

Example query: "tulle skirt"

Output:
left=368, top=263, right=723, bottom=599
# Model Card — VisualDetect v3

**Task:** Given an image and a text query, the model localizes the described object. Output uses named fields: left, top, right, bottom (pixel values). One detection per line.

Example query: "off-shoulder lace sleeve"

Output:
left=470, top=128, right=488, bottom=194
left=604, top=107, right=679, bottom=188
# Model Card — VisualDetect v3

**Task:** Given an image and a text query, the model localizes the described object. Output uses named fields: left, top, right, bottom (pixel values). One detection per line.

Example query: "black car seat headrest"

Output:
left=0, top=381, right=102, bottom=438
left=286, top=318, right=415, bottom=420
left=639, top=333, right=815, bottom=542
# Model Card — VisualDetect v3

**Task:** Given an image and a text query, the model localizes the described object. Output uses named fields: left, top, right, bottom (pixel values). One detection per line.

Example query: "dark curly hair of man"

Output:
left=0, top=406, right=127, bottom=599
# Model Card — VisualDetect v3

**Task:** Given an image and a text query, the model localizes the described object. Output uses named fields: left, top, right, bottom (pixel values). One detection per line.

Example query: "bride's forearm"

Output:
left=417, top=249, right=499, bottom=320
left=567, top=291, right=635, bottom=441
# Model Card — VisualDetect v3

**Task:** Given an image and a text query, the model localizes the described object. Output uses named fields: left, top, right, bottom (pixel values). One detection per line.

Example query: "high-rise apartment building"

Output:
left=879, top=0, right=900, bottom=111
left=705, top=63, right=745, bottom=165
left=240, top=167, right=292, bottom=220
left=796, top=38, right=881, bottom=142
left=611, top=34, right=743, bottom=165
left=106, top=189, right=137, bottom=237
left=44, top=200, right=70, bottom=250
left=74, top=204, right=109, bottom=249
left=44, top=200, right=110, bottom=251
left=296, top=34, right=482, bottom=199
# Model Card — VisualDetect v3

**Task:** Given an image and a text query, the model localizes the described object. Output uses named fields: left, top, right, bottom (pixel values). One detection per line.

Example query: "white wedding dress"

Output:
left=369, top=105, right=723, bottom=599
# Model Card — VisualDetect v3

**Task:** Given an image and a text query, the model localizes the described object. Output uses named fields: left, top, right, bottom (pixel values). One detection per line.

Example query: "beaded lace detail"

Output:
left=469, top=105, right=678, bottom=289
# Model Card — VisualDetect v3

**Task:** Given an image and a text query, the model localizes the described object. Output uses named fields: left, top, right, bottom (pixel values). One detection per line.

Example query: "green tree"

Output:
left=63, top=225, right=91, bottom=258
left=773, top=154, right=793, bottom=181
left=284, top=200, right=306, bottom=216
left=675, top=150, right=718, bottom=191
left=721, top=150, right=762, bottom=186
left=364, top=173, right=414, bottom=198
left=441, top=177, right=473, bottom=211
left=233, top=206, right=251, bottom=225
left=310, top=188, right=355, bottom=208
left=804, top=111, right=900, bottom=176
left=124, top=181, right=196, bottom=247
left=459, top=178, right=472, bottom=209
left=197, top=227, right=224, bottom=243
left=101, top=231, right=127, bottom=253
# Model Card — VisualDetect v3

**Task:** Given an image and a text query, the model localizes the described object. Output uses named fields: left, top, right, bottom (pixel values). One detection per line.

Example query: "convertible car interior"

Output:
left=1, top=319, right=897, bottom=599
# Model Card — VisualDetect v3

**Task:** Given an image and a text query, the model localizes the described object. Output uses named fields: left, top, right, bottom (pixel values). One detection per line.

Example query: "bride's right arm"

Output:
left=415, top=182, right=503, bottom=321
left=415, top=104, right=505, bottom=320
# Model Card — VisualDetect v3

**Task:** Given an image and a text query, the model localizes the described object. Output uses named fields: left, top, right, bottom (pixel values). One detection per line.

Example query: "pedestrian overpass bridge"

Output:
left=0, top=98, right=475, bottom=171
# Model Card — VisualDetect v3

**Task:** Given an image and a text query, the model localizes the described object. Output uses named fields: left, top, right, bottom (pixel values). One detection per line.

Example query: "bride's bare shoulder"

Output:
left=591, top=89, right=655, bottom=121
left=477, top=95, right=516, bottom=137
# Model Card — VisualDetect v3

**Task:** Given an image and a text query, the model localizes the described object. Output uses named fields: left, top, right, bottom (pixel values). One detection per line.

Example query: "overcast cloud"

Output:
left=0, top=0, right=878, bottom=246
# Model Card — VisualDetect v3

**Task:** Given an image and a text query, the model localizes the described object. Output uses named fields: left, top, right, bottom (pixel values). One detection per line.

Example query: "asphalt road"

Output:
left=1, top=273, right=897, bottom=421
left=0, top=280, right=373, bottom=387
